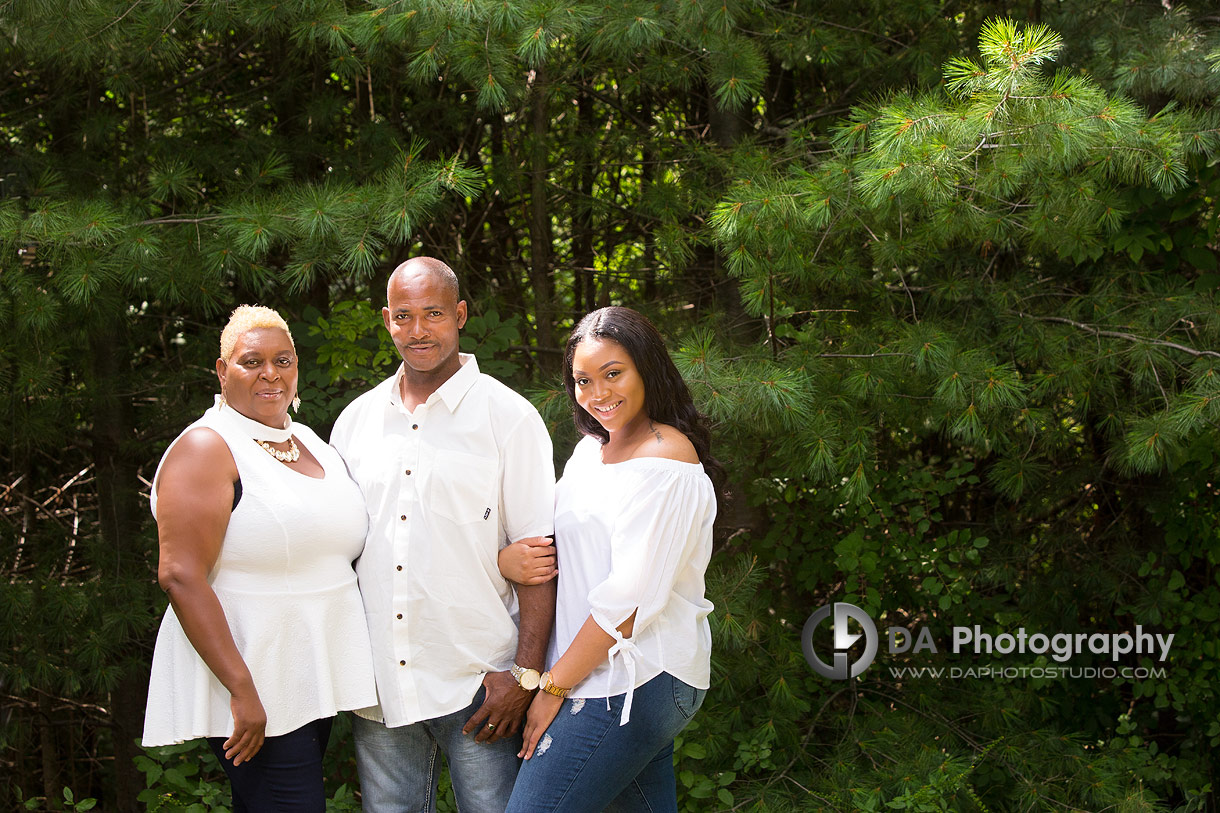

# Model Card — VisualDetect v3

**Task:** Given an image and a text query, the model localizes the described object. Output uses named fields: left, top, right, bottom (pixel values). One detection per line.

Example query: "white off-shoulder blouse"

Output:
left=550, top=435, right=716, bottom=724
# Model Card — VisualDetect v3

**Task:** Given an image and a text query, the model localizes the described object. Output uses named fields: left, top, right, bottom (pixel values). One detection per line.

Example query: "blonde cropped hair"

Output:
left=219, top=305, right=294, bottom=361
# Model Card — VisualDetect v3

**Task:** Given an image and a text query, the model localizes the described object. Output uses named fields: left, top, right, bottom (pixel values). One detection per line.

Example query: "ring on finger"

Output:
left=486, top=722, right=496, bottom=731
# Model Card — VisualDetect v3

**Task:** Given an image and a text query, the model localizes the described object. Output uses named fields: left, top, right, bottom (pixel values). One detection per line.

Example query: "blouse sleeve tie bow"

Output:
left=605, top=629, right=640, bottom=726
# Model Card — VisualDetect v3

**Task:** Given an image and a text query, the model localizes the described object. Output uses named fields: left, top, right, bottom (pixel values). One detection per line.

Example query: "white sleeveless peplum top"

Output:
left=142, top=401, right=378, bottom=746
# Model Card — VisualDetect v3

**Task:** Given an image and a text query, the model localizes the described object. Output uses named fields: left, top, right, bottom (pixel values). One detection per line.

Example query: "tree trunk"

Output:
left=39, top=691, right=59, bottom=806
left=486, top=117, right=537, bottom=355
left=640, top=92, right=657, bottom=303
left=88, top=323, right=143, bottom=813
left=110, top=671, right=148, bottom=810
left=696, top=86, right=750, bottom=333
left=573, top=88, right=596, bottom=316
left=707, top=88, right=744, bottom=149
left=529, top=65, right=555, bottom=372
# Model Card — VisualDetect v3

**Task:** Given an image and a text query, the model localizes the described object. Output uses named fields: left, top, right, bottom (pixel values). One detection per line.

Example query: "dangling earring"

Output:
left=219, top=393, right=228, bottom=409
left=292, top=395, right=301, bottom=413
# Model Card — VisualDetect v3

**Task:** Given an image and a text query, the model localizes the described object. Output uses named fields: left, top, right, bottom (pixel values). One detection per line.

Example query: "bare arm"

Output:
left=514, top=564, right=558, bottom=672
left=155, top=428, right=265, bottom=765
left=519, top=611, right=635, bottom=759
left=464, top=536, right=557, bottom=743
left=547, top=612, right=634, bottom=689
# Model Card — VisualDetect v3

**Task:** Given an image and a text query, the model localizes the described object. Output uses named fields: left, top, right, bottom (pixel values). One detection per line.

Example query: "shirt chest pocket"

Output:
left=343, top=432, right=404, bottom=512
left=428, top=450, right=498, bottom=526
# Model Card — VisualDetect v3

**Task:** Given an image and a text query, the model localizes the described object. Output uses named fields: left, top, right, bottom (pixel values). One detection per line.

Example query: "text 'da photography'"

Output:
left=802, top=601, right=1175, bottom=684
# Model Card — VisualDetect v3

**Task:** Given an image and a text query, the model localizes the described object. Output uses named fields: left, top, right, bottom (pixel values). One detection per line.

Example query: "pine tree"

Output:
left=702, top=13, right=1220, bottom=810
left=3, top=1, right=1220, bottom=809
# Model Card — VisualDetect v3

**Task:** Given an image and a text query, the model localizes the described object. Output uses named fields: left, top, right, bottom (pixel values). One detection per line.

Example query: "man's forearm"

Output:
left=514, top=577, right=556, bottom=670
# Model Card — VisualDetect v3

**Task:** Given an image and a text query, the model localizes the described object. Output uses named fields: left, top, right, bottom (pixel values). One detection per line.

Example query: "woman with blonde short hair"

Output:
left=143, top=305, right=376, bottom=811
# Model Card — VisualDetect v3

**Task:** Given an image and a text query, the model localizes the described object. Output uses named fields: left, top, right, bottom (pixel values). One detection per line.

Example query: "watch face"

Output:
left=519, top=669, right=541, bottom=691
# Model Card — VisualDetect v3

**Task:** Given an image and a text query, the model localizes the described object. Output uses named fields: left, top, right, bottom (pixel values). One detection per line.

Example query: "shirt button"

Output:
left=396, top=613, right=403, bottom=619
left=400, top=515, right=406, bottom=521
left=399, top=660, right=406, bottom=666
left=412, top=424, right=418, bottom=430
left=396, top=565, right=403, bottom=571
left=405, top=469, right=412, bottom=476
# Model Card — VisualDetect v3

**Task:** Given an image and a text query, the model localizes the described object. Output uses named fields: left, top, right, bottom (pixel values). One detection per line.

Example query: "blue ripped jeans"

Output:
left=505, top=672, right=706, bottom=813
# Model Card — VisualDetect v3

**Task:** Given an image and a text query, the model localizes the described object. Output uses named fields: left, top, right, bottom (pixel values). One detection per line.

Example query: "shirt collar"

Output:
left=390, top=353, right=480, bottom=413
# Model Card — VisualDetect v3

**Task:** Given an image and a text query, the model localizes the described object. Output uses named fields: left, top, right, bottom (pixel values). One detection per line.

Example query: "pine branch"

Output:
left=817, top=352, right=910, bottom=359
left=88, top=0, right=144, bottom=39
left=768, top=6, right=909, bottom=49
left=757, top=685, right=853, bottom=798
left=137, top=215, right=226, bottom=226
left=1014, top=312, right=1220, bottom=358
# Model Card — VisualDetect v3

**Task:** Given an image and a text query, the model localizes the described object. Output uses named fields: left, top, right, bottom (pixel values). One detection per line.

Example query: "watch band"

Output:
left=510, top=663, right=541, bottom=691
left=539, top=671, right=571, bottom=698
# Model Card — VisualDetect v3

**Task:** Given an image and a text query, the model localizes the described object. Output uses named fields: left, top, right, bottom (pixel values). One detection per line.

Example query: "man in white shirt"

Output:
left=331, top=256, right=556, bottom=813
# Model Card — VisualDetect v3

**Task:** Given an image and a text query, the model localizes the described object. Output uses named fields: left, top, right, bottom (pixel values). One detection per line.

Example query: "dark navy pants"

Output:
left=208, top=716, right=333, bottom=813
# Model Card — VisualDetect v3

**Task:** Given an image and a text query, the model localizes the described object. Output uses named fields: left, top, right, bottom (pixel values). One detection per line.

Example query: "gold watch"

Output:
left=539, top=671, right=571, bottom=698
left=510, top=663, right=541, bottom=691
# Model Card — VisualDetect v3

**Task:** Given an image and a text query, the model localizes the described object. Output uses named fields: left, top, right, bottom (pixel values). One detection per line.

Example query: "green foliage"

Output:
left=711, top=17, right=1220, bottom=504
left=4, top=2, right=1220, bottom=811
left=460, top=308, right=526, bottom=382
left=687, top=449, right=1187, bottom=811
left=1120, top=443, right=1220, bottom=802
left=136, top=742, right=231, bottom=813
left=16, top=786, right=98, bottom=812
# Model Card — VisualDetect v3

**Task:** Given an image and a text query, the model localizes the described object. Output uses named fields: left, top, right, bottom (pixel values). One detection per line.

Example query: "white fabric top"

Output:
left=331, top=355, right=555, bottom=727
left=551, top=435, right=716, bottom=724
left=142, top=401, right=377, bottom=746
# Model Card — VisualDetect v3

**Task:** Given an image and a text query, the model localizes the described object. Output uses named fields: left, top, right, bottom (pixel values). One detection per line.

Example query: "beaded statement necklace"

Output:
left=255, top=437, right=301, bottom=462
left=215, top=394, right=300, bottom=464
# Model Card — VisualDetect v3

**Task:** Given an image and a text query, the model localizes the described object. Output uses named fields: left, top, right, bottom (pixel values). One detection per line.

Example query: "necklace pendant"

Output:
left=256, top=437, right=301, bottom=463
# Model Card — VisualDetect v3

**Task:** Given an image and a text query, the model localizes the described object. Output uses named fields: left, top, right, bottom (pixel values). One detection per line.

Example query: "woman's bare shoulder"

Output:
left=633, top=421, right=699, bottom=464
left=168, top=426, right=231, bottom=460
left=159, top=427, right=237, bottom=484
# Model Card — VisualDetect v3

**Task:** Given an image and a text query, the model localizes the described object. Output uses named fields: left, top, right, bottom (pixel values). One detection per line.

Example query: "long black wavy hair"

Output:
left=562, top=306, right=726, bottom=498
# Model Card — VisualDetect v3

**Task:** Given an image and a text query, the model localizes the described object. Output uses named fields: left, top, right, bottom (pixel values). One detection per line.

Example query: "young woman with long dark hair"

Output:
left=501, top=306, right=724, bottom=812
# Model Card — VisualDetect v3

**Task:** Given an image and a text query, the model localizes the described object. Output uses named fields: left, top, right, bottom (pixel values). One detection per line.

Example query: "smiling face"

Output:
left=382, top=265, right=467, bottom=384
left=570, top=337, right=649, bottom=437
left=216, top=327, right=298, bottom=428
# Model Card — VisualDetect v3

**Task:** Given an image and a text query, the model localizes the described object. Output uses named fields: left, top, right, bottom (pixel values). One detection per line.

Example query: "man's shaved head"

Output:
left=387, top=257, right=460, bottom=306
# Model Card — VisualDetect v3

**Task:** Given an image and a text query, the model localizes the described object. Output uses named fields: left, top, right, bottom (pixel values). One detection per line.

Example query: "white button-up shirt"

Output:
left=331, top=355, right=554, bottom=727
